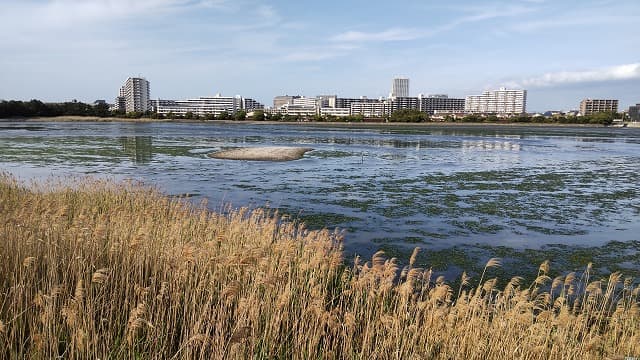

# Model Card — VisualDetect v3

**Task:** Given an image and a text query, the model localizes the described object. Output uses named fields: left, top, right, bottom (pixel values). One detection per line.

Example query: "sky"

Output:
left=0, top=0, right=638, bottom=112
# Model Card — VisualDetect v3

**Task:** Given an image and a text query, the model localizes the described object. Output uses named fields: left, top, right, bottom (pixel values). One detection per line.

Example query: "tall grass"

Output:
left=0, top=173, right=638, bottom=359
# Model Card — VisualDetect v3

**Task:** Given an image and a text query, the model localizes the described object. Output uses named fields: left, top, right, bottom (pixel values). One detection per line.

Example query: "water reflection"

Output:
left=120, top=136, right=153, bottom=164
left=461, top=140, right=522, bottom=152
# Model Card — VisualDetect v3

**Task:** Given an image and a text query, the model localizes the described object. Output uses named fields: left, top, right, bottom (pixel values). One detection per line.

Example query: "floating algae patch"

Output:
left=366, top=239, right=640, bottom=289
left=309, top=150, right=353, bottom=158
left=329, top=198, right=377, bottom=212
left=472, top=240, right=640, bottom=280
left=449, top=219, right=504, bottom=234
left=372, top=236, right=430, bottom=245
left=296, top=212, right=360, bottom=229
left=271, top=207, right=360, bottom=230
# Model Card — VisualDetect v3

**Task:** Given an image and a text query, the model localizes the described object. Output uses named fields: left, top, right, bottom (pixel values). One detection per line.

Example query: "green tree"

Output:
left=270, top=113, right=282, bottom=121
left=251, top=110, right=265, bottom=121
left=217, top=111, right=231, bottom=120
left=462, top=114, right=483, bottom=123
left=389, top=109, right=428, bottom=123
left=92, top=103, right=110, bottom=117
left=590, top=111, right=614, bottom=125
left=126, top=111, right=143, bottom=119
left=234, top=110, right=247, bottom=121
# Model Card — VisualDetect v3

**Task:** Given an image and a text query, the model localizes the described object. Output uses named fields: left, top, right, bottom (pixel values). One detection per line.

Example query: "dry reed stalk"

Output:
left=1, top=174, right=639, bottom=359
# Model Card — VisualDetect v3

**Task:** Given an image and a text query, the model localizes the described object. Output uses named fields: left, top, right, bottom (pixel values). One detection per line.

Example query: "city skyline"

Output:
left=0, top=0, right=638, bottom=111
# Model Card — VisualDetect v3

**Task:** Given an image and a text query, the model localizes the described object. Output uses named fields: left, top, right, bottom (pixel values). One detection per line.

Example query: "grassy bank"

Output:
left=0, top=175, right=638, bottom=359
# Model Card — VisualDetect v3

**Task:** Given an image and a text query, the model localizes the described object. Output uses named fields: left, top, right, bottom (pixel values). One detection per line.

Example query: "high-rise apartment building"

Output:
left=391, top=78, right=409, bottom=98
left=117, top=77, right=150, bottom=113
left=465, top=87, right=527, bottom=114
left=335, top=97, right=380, bottom=109
left=351, top=101, right=389, bottom=117
left=242, top=98, right=264, bottom=112
left=152, top=94, right=262, bottom=117
left=273, top=95, right=300, bottom=108
left=317, top=95, right=337, bottom=108
left=418, top=94, right=465, bottom=115
left=292, top=96, right=318, bottom=108
left=389, top=97, right=419, bottom=113
left=629, top=104, right=640, bottom=122
left=579, top=99, right=618, bottom=115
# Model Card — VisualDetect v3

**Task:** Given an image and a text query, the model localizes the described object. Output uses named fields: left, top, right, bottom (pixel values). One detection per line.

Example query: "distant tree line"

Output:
left=1, top=99, right=620, bottom=126
left=449, top=112, right=619, bottom=126
left=0, top=100, right=112, bottom=118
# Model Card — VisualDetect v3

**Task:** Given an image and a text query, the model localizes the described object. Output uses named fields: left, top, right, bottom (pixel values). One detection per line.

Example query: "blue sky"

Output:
left=0, top=0, right=638, bottom=111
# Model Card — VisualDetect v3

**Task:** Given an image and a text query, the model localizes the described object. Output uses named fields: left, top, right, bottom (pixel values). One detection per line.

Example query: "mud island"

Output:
left=208, top=146, right=313, bottom=161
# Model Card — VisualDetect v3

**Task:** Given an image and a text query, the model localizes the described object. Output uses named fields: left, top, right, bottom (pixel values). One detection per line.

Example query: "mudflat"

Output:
left=208, top=146, right=313, bottom=161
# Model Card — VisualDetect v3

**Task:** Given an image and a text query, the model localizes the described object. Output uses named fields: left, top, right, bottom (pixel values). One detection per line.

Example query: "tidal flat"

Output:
left=1, top=120, right=639, bottom=280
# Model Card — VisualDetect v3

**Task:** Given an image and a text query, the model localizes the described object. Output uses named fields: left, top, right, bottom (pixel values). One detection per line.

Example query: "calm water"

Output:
left=2, top=121, right=639, bottom=275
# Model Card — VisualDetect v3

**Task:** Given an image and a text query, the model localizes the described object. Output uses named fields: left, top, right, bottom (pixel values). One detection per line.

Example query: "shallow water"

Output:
left=2, top=121, right=639, bottom=277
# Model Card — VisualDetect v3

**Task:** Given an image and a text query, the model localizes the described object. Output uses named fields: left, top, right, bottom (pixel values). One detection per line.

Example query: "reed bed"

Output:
left=0, top=173, right=638, bottom=359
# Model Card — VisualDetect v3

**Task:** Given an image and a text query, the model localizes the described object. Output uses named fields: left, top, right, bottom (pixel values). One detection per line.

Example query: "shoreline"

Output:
left=3, top=115, right=614, bottom=128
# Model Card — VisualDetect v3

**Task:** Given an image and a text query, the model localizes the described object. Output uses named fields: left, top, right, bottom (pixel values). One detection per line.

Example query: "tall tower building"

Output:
left=118, top=77, right=150, bottom=113
left=390, top=77, right=409, bottom=98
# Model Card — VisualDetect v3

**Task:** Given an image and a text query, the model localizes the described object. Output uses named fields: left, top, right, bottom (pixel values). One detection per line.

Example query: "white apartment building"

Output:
left=465, top=87, right=527, bottom=114
left=317, top=95, right=337, bottom=108
left=351, top=101, right=389, bottom=117
left=291, top=96, right=318, bottom=108
left=153, top=94, right=250, bottom=116
left=320, top=107, right=350, bottom=117
left=390, top=78, right=409, bottom=98
left=273, top=95, right=300, bottom=108
left=270, top=104, right=317, bottom=117
left=118, top=77, right=150, bottom=113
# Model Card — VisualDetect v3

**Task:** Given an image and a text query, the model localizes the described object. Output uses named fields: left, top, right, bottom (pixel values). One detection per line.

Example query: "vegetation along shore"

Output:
left=0, top=99, right=624, bottom=125
left=1, top=174, right=638, bottom=359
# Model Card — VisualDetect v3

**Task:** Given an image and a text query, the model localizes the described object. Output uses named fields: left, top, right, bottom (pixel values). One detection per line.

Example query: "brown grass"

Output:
left=0, top=173, right=638, bottom=359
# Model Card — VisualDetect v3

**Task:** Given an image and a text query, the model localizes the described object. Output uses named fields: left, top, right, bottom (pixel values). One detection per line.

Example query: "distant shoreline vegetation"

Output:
left=0, top=99, right=620, bottom=125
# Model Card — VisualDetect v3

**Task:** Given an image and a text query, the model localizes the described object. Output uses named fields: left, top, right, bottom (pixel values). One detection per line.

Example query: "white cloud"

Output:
left=512, top=15, right=637, bottom=32
left=330, top=28, right=422, bottom=42
left=0, top=0, right=226, bottom=31
left=507, top=63, right=640, bottom=88
left=330, top=4, right=535, bottom=43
